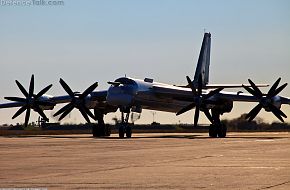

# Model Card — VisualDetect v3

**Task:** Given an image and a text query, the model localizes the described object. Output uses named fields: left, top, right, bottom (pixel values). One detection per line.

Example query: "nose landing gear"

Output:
left=118, top=111, right=132, bottom=138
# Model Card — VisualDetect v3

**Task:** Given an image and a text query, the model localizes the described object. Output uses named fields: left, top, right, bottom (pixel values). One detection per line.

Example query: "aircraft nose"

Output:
left=106, top=86, right=135, bottom=106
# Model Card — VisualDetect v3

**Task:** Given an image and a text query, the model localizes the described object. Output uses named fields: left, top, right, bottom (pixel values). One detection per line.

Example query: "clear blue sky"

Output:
left=0, top=0, right=290, bottom=124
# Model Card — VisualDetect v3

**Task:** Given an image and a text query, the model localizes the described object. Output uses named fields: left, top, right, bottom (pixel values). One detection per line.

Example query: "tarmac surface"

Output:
left=0, top=132, right=289, bottom=190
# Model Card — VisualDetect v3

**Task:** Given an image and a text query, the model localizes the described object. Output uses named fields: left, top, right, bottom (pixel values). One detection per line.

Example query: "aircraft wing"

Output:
left=178, top=83, right=269, bottom=89
left=49, top=90, right=108, bottom=104
left=0, top=90, right=109, bottom=109
left=152, top=85, right=195, bottom=101
left=205, top=84, right=269, bottom=89
left=0, top=102, right=25, bottom=109
left=152, top=85, right=290, bottom=104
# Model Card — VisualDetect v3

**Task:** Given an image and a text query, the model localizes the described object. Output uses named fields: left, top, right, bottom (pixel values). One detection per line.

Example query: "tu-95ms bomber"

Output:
left=1, top=33, right=289, bottom=138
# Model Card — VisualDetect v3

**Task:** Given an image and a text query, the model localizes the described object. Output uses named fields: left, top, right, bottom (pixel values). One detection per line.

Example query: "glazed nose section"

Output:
left=106, top=86, right=135, bottom=106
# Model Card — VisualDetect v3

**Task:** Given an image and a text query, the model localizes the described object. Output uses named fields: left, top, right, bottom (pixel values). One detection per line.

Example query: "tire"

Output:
left=92, top=124, right=109, bottom=137
left=105, top=125, right=111, bottom=137
left=126, top=126, right=132, bottom=138
left=209, top=124, right=218, bottom=138
left=100, top=125, right=106, bottom=136
left=218, top=123, right=227, bottom=138
left=119, top=125, right=125, bottom=138
left=92, top=125, right=101, bottom=137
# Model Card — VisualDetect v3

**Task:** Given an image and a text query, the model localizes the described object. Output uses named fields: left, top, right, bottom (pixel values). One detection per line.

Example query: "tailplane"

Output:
left=193, top=32, right=211, bottom=88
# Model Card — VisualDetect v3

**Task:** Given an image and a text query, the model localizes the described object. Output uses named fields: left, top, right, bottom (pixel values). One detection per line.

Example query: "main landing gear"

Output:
left=118, top=109, right=132, bottom=138
left=92, top=110, right=111, bottom=137
left=209, top=109, right=227, bottom=138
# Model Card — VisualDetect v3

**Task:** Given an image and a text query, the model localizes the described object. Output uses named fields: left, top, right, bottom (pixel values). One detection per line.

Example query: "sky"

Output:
left=0, top=0, right=290, bottom=125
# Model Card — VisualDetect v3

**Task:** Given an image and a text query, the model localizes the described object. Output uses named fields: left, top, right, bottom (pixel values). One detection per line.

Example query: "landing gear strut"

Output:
left=119, top=110, right=132, bottom=138
left=92, top=110, right=111, bottom=137
left=209, top=109, right=227, bottom=138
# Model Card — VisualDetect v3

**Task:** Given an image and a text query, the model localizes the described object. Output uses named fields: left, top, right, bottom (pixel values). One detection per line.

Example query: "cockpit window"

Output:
left=115, top=77, right=136, bottom=85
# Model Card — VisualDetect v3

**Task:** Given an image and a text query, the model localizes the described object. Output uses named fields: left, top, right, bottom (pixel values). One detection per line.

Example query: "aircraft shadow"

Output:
left=1, top=133, right=286, bottom=140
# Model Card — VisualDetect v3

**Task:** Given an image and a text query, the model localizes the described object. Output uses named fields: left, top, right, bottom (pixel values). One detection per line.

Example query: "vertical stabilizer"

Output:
left=193, top=32, right=211, bottom=88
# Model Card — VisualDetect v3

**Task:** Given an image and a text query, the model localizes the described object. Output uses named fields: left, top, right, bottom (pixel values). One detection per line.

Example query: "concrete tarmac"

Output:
left=0, top=132, right=289, bottom=189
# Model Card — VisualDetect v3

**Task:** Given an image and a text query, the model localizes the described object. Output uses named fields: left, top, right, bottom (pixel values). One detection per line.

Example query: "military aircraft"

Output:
left=0, top=33, right=289, bottom=138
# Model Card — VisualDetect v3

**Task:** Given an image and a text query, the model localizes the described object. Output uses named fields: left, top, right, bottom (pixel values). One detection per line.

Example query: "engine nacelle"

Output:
left=264, top=96, right=281, bottom=112
left=38, top=95, right=55, bottom=110
left=213, top=99, right=233, bottom=114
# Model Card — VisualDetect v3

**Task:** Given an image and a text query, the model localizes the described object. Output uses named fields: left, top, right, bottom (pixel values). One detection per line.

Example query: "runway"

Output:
left=0, top=132, right=289, bottom=189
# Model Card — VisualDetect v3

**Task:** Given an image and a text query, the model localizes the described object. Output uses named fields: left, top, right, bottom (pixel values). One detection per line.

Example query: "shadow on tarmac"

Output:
left=2, top=133, right=287, bottom=140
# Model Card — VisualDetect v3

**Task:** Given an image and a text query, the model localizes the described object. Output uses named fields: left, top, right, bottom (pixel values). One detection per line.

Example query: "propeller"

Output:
left=5, top=74, right=53, bottom=127
left=243, top=78, right=288, bottom=122
left=176, top=75, right=223, bottom=127
left=53, top=79, right=98, bottom=123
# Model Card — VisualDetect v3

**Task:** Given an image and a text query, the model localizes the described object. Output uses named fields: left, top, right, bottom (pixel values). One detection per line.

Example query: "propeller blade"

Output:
left=59, top=78, right=75, bottom=97
left=268, top=105, right=284, bottom=122
left=58, top=104, right=75, bottom=121
left=176, top=103, right=195, bottom=115
left=197, top=75, right=202, bottom=96
left=267, top=78, right=281, bottom=98
left=186, top=76, right=196, bottom=96
left=248, top=79, right=263, bottom=98
left=271, top=83, right=288, bottom=97
left=243, top=85, right=259, bottom=97
left=82, top=105, right=96, bottom=120
left=9, top=75, right=54, bottom=125
left=35, top=84, right=53, bottom=99
left=203, top=87, right=223, bottom=99
left=193, top=105, right=200, bottom=127
left=268, top=104, right=287, bottom=119
left=12, top=105, right=27, bottom=119
left=78, top=106, right=91, bottom=123
left=24, top=108, right=31, bottom=127
left=246, top=104, right=263, bottom=122
left=34, top=105, right=49, bottom=121
left=5, top=97, right=27, bottom=103
left=15, top=80, right=28, bottom=97
left=54, top=103, right=74, bottom=117
left=80, top=82, right=98, bottom=99
left=203, top=109, right=214, bottom=124
left=29, top=74, right=34, bottom=97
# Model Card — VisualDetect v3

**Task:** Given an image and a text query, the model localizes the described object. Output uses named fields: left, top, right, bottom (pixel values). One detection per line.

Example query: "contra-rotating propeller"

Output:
left=5, top=75, right=53, bottom=127
left=53, top=79, right=98, bottom=123
left=176, top=75, right=223, bottom=127
left=243, top=78, right=288, bottom=122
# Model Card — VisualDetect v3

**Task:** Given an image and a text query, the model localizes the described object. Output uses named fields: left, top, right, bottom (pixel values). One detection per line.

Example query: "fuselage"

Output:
left=106, top=77, right=208, bottom=113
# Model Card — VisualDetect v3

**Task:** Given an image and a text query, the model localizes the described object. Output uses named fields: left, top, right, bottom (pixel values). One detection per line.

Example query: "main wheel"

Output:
left=218, top=123, right=227, bottom=138
left=209, top=124, right=218, bottom=138
left=126, top=126, right=132, bottom=138
left=105, top=125, right=111, bottom=137
left=92, top=125, right=101, bottom=137
left=119, top=125, right=125, bottom=138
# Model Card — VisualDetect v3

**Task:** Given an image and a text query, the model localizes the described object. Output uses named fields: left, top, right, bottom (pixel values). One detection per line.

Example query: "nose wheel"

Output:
left=119, top=111, right=132, bottom=138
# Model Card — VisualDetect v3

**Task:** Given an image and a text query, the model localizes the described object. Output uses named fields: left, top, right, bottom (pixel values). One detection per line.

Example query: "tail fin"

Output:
left=193, top=32, right=211, bottom=88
